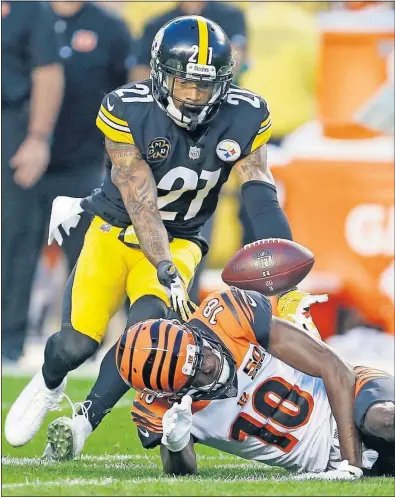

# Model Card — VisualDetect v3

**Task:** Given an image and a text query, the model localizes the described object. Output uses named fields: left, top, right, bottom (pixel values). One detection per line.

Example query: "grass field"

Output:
left=2, top=376, right=394, bottom=496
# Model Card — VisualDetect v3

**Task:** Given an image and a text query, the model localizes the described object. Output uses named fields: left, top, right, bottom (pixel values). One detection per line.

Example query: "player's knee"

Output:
left=45, top=325, right=99, bottom=372
left=363, top=402, right=395, bottom=442
left=126, top=295, right=168, bottom=328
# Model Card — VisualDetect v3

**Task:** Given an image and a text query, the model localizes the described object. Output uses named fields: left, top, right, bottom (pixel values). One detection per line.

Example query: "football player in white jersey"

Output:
left=115, top=287, right=394, bottom=478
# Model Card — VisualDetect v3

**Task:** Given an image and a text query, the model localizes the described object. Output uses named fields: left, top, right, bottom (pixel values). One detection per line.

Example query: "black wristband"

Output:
left=156, top=260, right=175, bottom=273
left=156, top=260, right=178, bottom=287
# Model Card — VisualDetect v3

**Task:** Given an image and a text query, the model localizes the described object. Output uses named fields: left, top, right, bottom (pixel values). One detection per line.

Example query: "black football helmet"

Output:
left=150, top=16, right=234, bottom=130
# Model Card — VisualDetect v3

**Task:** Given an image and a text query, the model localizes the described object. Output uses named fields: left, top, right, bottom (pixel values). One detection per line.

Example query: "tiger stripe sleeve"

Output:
left=131, top=396, right=167, bottom=449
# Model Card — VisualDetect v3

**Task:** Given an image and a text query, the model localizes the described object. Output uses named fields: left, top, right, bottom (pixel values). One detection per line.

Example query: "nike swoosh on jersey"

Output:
left=107, top=97, right=114, bottom=112
left=138, top=427, right=150, bottom=438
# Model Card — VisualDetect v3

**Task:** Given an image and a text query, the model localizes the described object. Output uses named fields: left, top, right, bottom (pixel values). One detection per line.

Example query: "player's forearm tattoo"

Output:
left=235, top=145, right=274, bottom=185
left=106, top=137, right=172, bottom=265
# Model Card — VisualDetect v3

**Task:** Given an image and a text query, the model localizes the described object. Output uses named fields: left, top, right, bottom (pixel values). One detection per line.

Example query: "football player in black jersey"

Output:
left=5, top=16, right=295, bottom=459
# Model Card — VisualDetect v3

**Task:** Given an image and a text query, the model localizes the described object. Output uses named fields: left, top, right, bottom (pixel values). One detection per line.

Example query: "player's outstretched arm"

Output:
left=160, top=438, right=198, bottom=476
left=268, top=316, right=362, bottom=468
left=106, top=137, right=172, bottom=267
left=234, top=146, right=293, bottom=241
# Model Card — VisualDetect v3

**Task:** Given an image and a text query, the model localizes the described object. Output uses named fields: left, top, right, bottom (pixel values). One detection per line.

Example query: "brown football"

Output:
left=221, top=238, right=315, bottom=296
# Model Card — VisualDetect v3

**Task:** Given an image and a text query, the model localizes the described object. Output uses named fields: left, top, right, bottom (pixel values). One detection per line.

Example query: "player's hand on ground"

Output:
left=277, top=289, right=328, bottom=339
left=48, top=196, right=84, bottom=246
left=161, top=395, right=193, bottom=452
left=322, top=460, right=363, bottom=480
left=156, top=261, right=197, bottom=321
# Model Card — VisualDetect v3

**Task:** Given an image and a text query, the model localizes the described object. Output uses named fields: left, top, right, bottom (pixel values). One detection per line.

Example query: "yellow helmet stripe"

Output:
left=197, top=17, right=209, bottom=65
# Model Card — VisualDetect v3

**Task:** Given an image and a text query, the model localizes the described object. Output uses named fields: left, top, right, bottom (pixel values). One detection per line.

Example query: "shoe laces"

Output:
left=60, top=392, right=92, bottom=421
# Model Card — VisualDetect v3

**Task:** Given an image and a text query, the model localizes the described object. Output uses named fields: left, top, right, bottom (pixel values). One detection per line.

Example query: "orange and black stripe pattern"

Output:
left=132, top=397, right=167, bottom=433
left=354, top=366, right=390, bottom=397
left=191, top=288, right=257, bottom=367
left=116, top=319, right=196, bottom=395
left=229, top=287, right=256, bottom=327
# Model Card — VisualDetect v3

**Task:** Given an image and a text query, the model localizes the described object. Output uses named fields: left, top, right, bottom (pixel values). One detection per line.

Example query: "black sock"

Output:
left=83, top=295, right=168, bottom=430
left=85, top=342, right=130, bottom=430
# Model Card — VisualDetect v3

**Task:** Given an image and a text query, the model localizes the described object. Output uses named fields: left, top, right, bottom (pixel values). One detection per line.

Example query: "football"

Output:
left=221, top=238, right=315, bottom=296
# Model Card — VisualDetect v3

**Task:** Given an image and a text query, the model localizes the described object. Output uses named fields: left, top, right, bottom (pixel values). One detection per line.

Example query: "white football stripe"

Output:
left=98, top=111, right=131, bottom=133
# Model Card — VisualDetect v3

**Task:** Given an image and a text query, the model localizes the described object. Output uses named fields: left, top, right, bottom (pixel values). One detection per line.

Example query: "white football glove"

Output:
left=321, top=460, right=363, bottom=481
left=161, top=395, right=193, bottom=452
left=48, top=196, right=84, bottom=246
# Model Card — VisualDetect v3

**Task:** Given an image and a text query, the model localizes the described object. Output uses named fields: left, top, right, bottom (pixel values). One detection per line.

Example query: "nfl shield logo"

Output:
left=253, top=250, right=274, bottom=269
left=189, top=146, right=200, bottom=160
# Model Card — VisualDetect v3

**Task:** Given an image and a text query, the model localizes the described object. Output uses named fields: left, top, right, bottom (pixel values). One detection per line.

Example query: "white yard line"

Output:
left=2, top=476, right=273, bottom=490
left=2, top=454, right=241, bottom=466
left=1, top=398, right=132, bottom=410
left=2, top=478, right=118, bottom=489
left=3, top=455, right=370, bottom=484
left=2, top=472, right=355, bottom=489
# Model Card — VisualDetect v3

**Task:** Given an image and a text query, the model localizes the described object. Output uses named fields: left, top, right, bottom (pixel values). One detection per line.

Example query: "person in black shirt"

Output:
left=1, top=0, right=64, bottom=363
left=1, top=1, right=135, bottom=363
left=41, top=1, right=135, bottom=263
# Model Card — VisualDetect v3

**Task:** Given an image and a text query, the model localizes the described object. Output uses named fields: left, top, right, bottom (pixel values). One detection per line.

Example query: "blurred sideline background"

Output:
left=3, top=1, right=394, bottom=377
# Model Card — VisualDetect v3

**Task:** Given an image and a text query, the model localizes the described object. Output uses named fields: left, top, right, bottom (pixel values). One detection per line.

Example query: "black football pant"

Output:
left=1, top=107, right=102, bottom=361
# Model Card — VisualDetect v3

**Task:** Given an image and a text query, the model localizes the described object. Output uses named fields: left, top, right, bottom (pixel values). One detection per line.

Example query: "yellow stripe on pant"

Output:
left=70, top=216, right=202, bottom=342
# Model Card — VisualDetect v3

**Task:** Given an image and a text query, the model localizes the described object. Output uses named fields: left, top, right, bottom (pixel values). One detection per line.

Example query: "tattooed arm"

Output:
left=234, top=144, right=293, bottom=241
left=234, top=144, right=274, bottom=185
left=107, top=137, right=172, bottom=266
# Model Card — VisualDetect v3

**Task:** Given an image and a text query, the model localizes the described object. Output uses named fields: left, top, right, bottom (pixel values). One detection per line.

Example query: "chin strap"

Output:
left=187, top=113, right=199, bottom=131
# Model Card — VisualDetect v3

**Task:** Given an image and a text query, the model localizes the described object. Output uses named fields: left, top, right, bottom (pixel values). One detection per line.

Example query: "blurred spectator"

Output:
left=2, top=1, right=64, bottom=363
left=131, top=1, right=248, bottom=84
left=1, top=1, right=134, bottom=364
left=241, top=1, right=319, bottom=145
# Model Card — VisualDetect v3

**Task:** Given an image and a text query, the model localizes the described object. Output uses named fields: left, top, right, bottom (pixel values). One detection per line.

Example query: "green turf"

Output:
left=2, top=376, right=394, bottom=496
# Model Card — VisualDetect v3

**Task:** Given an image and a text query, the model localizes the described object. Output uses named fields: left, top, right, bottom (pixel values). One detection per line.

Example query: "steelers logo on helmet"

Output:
left=151, top=27, right=165, bottom=58
left=216, top=140, right=241, bottom=162
left=150, top=16, right=235, bottom=131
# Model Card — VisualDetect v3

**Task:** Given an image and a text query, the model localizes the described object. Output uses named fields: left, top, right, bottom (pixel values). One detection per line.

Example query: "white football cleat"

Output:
left=44, top=401, right=92, bottom=461
left=5, top=370, right=66, bottom=447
